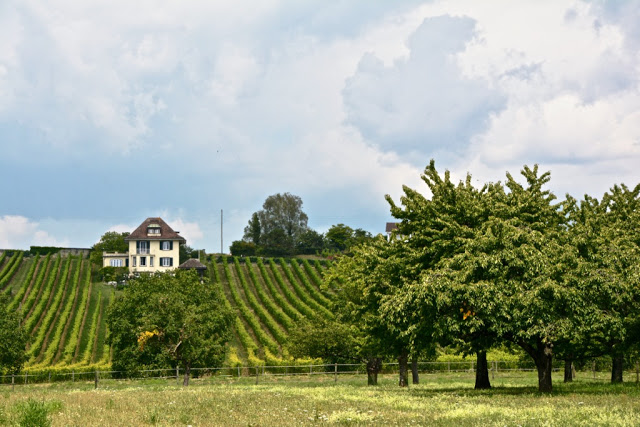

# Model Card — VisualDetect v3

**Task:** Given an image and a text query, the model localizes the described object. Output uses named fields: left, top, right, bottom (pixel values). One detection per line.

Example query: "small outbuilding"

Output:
left=178, top=258, right=208, bottom=278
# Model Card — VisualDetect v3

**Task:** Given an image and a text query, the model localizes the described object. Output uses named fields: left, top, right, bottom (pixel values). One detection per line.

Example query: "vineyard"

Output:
left=0, top=251, right=335, bottom=371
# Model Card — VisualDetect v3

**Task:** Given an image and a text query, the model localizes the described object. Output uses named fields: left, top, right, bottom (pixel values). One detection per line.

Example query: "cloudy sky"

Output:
left=1, top=0, right=639, bottom=251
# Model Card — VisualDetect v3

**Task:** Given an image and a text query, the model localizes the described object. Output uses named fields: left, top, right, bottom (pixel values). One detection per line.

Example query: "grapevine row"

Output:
left=268, top=258, right=317, bottom=319
left=289, top=259, right=333, bottom=308
left=80, top=295, right=102, bottom=364
left=278, top=258, right=333, bottom=319
left=255, top=258, right=303, bottom=322
left=23, top=255, right=61, bottom=333
left=212, top=260, right=263, bottom=365
left=7, top=256, right=40, bottom=309
left=233, top=257, right=287, bottom=344
left=0, top=252, right=24, bottom=292
left=222, top=257, right=279, bottom=355
left=60, top=262, right=92, bottom=365
left=244, top=260, right=294, bottom=330
left=37, top=259, right=83, bottom=366
left=27, top=256, right=74, bottom=360
left=0, top=252, right=19, bottom=283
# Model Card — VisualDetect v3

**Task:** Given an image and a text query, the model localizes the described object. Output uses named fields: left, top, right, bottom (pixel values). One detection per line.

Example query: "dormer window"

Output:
left=147, top=224, right=161, bottom=236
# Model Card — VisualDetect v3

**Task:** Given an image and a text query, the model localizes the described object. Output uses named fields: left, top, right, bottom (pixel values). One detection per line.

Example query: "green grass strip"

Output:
left=81, top=295, right=102, bottom=364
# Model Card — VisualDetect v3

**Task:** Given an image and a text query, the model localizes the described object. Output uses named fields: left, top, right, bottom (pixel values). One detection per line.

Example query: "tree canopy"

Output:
left=0, top=294, right=28, bottom=374
left=90, top=231, right=129, bottom=266
left=107, top=270, right=234, bottom=385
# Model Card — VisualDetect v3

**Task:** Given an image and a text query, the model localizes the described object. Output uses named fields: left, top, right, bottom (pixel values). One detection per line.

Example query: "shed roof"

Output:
left=178, top=258, right=208, bottom=270
left=385, top=222, right=398, bottom=233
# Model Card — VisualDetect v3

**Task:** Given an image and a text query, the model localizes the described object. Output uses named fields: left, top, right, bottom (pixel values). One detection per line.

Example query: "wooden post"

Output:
left=448, top=361, right=450, bottom=372
left=48, top=372, right=51, bottom=383
left=491, top=361, right=495, bottom=380
left=334, top=363, right=338, bottom=383
left=237, top=366, right=240, bottom=378
left=593, top=360, right=596, bottom=379
left=309, top=364, right=312, bottom=376
left=24, top=372, right=27, bottom=384
left=95, top=371, right=98, bottom=389
left=11, top=374, right=14, bottom=391
left=635, top=361, right=639, bottom=384
left=255, top=367, right=259, bottom=385
left=72, top=370, right=75, bottom=382
left=177, top=367, right=180, bottom=385
left=471, top=361, right=474, bottom=373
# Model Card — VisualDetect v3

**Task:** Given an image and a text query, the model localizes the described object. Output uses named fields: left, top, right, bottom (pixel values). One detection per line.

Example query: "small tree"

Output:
left=107, top=270, right=234, bottom=385
left=0, top=294, right=28, bottom=374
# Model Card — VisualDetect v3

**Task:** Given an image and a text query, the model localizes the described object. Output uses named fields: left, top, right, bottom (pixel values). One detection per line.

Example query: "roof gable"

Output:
left=124, top=217, right=186, bottom=242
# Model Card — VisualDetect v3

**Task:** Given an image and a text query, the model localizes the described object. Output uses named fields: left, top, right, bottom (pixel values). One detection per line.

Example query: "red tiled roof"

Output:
left=178, top=258, right=207, bottom=270
left=124, top=217, right=186, bottom=242
left=385, top=222, right=398, bottom=233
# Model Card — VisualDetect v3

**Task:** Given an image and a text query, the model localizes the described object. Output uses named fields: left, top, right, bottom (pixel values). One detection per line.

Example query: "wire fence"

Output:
left=2, top=360, right=639, bottom=389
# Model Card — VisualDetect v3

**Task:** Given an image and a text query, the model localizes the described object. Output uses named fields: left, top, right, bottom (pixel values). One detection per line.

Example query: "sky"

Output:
left=1, top=0, right=640, bottom=252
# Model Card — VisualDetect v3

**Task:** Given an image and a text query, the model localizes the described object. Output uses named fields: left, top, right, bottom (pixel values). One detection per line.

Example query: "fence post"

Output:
left=448, top=361, right=450, bottom=372
left=471, top=361, right=474, bottom=373
left=48, top=372, right=51, bottom=383
left=255, top=367, right=259, bottom=385
left=11, top=374, right=14, bottom=391
left=24, top=372, right=27, bottom=384
left=636, top=361, right=639, bottom=384
left=95, top=371, right=98, bottom=389
left=593, top=360, right=596, bottom=379
left=237, top=366, right=240, bottom=378
left=309, top=364, right=312, bottom=376
left=491, top=361, right=495, bottom=380
left=72, top=370, right=75, bottom=382
left=334, top=363, right=338, bottom=383
left=176, top=367, right=180, bottom=386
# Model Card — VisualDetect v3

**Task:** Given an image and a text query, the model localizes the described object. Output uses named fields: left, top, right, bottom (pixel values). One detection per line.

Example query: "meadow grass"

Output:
left=1, top=371, right=639, bottom=426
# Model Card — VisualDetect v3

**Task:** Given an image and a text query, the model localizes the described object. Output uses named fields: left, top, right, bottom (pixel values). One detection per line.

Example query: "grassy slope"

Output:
left=1, top=373, right=639, bottom=426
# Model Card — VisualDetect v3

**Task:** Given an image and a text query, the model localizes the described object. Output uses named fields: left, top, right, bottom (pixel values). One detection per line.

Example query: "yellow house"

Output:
left=102, top=217, right=186, bottom=274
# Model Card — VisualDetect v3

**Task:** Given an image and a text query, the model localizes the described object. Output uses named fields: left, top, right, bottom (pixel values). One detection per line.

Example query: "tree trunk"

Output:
left=398, top=353, right=408, bottom=387
left=534, top=342, right=553, bottom=393
left=366, top=357, right=382, bottom=386
left=474, top=350, right=491, bottom=389
left=611, top=354, right=624, bottom=383
left=183, top=363, right=191, bottom=387
left=411, top=357, right=419, bottom=385
left=564, top=359, right=573, bottom=383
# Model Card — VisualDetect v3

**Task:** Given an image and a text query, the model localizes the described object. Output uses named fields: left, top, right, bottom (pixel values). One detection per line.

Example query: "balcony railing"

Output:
left=137, top=249, right=150, bottom=255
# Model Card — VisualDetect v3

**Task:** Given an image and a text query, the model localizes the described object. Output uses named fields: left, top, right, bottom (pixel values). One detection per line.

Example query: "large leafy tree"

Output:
left=241, top=192, right=310, bottom=255
left=383, top=161, right=501, bottom=389
left=0, top=294, right=28, bottom=374
left=570, top=184, right=640, bottom=382
left=107, top=270, right=234, bottom=385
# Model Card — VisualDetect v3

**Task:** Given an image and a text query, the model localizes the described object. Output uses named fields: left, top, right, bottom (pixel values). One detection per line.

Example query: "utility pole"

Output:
left=221, top=209, right=223, bottom=255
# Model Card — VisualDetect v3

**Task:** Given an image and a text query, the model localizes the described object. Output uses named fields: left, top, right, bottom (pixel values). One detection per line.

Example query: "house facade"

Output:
left=103, top=217, right=186, bottom=274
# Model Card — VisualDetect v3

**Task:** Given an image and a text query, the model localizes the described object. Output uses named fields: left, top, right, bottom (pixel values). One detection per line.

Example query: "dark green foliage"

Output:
left=0, top=293, right=28, bottom=374
left=230, top=240, right=257, bottom=256
left=287, top=318, right=361, bottom=364
left=29, top=246, right=63, bottom=256
left=107, top=270, right=234, bottom=377
left=97, top=266, right=129, bottom=283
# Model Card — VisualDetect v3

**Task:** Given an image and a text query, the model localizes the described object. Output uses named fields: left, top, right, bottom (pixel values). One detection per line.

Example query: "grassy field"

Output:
left=1, top=372, right=639, bottom=426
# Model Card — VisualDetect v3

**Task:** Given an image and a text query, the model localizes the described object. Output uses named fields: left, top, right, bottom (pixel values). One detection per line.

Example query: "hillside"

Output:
left=0, top=251, right=334, bottom=371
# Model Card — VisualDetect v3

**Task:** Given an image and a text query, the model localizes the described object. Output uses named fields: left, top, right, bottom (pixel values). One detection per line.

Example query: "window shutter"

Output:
left=170, top=258, right=173, bottom=267
left=170, top=241, right=173, bottom=250
left=136, top=241, right=140, bottom=251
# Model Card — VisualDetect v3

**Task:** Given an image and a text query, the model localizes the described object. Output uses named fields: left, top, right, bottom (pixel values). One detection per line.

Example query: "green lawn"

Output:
left=1, top=372, right=639, bottom=426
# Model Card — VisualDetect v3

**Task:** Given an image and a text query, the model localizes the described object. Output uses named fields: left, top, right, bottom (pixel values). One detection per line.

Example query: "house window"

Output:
left=149, top=257, right=154, bottom=267
left=161, top=241, right=172, bottom=251
left=160, top=257, right=173, bottom=267
left=140, top=256, right=146, bottom=267
left=110, top=259, right=123, bottom=267
left=147, top=224, right=161, bottom=235
left=132, top=257, right=137, bottom=267
left=138, top=241, right=149, bottom=254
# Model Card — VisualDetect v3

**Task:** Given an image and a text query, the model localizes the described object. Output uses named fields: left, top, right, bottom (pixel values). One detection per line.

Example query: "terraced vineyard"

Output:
left=1, top=252, right=334, bottom=371
left=0, top=252, right=113, bottom=372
